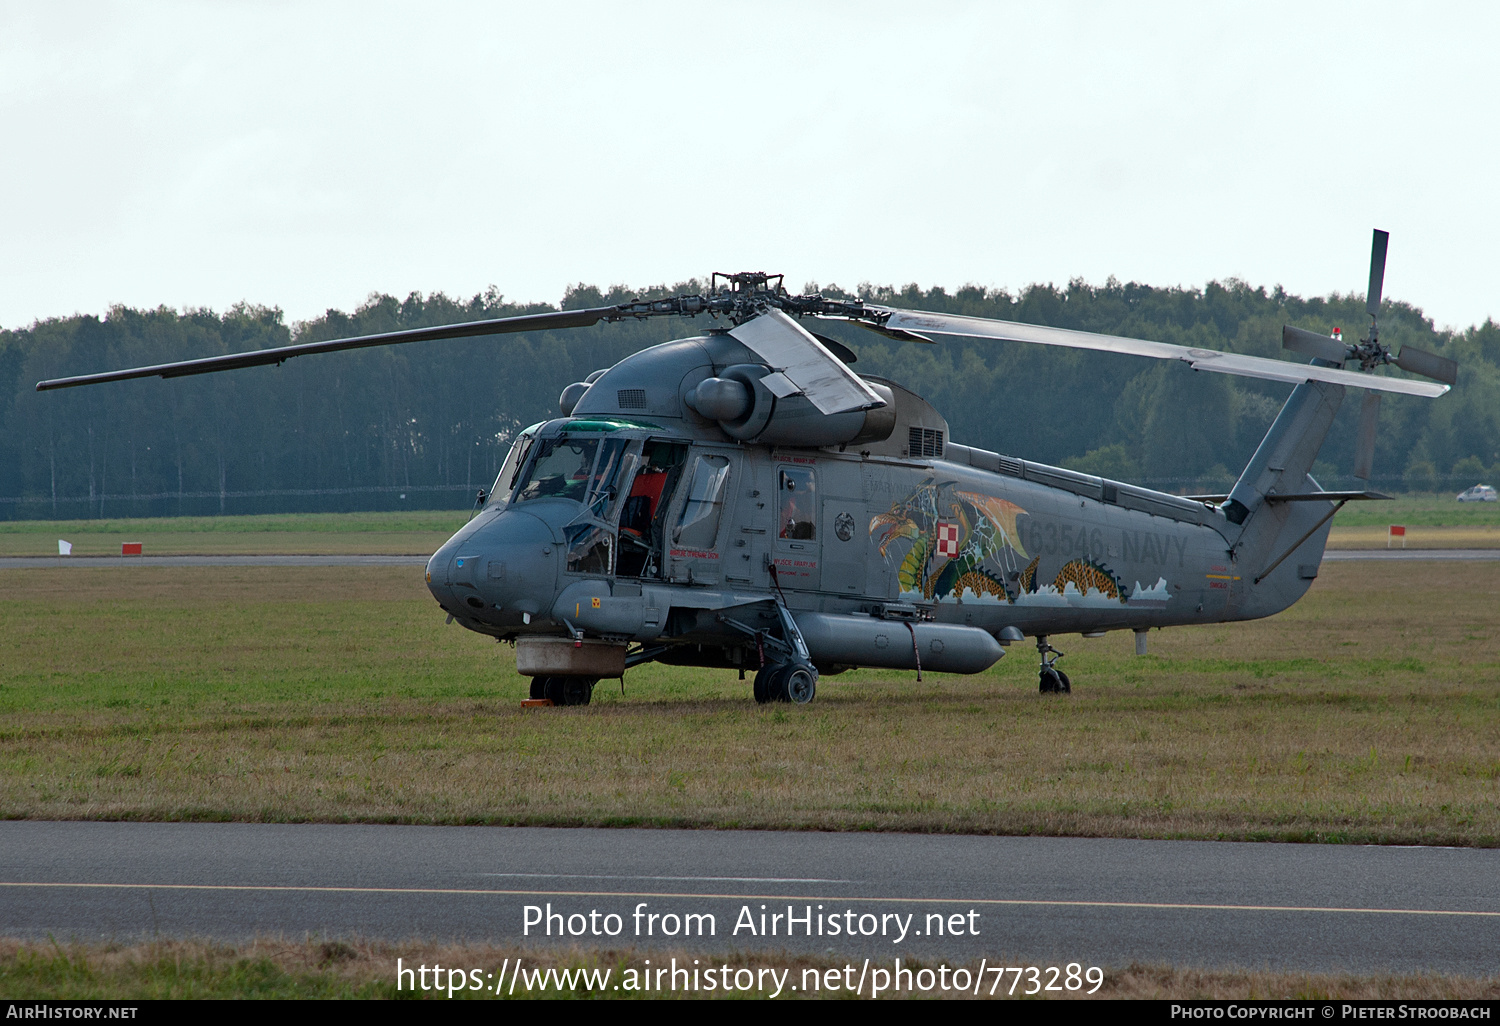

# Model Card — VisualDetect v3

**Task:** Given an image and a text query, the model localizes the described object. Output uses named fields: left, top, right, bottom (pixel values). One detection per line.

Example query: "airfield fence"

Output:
left=0, top=475, right=1487, bottom=521
left=0, top=484, right=480, bottom=520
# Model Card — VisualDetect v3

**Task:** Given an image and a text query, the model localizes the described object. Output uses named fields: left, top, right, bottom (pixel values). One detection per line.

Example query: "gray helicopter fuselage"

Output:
left=425, top=332, right=1333, bottom=677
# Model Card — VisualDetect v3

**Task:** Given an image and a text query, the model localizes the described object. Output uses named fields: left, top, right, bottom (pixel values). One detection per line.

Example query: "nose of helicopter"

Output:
left=425, top=506, right=562, bottom=623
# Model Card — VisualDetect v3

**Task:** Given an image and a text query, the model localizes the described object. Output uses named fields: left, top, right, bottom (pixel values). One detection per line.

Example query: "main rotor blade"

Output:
left=1282, top=325, right=1352, bottom=364
left=875, top=307, right=1450, bottom=398
left=1353, top=391, right=1380, bottom=481
left=1367, top=229, right=1389, bottom=317
left=35, top=306, right=617, bottom=391
left=729, top=309, right=886, bottom=415
left=1394, top=345, right=1458, bottom=386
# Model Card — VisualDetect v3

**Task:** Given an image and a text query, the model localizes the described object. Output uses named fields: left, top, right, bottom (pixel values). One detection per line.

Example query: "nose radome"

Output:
left=426, top=508, right=560, bottom=618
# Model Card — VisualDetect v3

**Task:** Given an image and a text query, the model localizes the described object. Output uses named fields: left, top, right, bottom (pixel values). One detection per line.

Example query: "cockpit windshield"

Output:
left=489, top=425, right=540, bottom=506
left=513, top=436, right=601, bottom=503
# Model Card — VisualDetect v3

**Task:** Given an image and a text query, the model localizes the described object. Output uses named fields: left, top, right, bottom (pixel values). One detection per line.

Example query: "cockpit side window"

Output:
left=513, top=436, right=601, bottom=503
left=585, top=438, right=633, bottom=520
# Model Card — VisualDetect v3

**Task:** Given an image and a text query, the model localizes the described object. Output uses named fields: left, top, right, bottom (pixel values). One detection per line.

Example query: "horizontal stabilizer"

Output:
left=1263, top=490, right=1392, bottom=502
left=1185, top=490, right=1391, bottom=504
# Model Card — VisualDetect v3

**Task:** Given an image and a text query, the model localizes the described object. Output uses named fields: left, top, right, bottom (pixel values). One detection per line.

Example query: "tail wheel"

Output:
left=1039, top=669, right=1061, bottom=693
left=1055, top=670, right=1071, bottom=694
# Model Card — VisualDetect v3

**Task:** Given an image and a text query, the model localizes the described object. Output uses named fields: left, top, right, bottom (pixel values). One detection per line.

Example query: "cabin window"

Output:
left=778, top=467, right=816, bottom=540
left=565, top=523, right=614, bottom=575
left=674, top=455, right=731, bottom=550
left=513, top=436, right=600, bottom=503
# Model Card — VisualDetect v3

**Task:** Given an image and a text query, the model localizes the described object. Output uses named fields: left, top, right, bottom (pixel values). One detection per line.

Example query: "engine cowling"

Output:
left=685, top=364, right=896, bottom=447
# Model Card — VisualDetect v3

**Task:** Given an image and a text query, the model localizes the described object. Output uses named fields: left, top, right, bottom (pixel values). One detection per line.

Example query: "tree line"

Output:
left=1, top=277, right=1496, bottom=519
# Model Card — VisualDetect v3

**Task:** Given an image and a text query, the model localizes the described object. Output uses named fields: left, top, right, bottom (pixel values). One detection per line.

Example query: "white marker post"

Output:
left=58, top=540, right=72, bottom=556
left=1389, top=525, right=1406, bottom=549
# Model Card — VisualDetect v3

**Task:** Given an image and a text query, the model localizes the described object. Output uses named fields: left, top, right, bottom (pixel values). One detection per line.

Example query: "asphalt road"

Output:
left=0, top=554, right=427, bottom=567
left=1322, top=548, right=1500, bottom=561
left=2, top=822, right=1496, bottom=974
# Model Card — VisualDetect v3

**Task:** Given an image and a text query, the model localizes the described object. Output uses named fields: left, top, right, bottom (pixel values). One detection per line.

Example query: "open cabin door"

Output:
left=560, top=436, right=637, bottom=578
left=615, top=440, right=689, bottom=581
left=772, top=458, right=821, bottom=592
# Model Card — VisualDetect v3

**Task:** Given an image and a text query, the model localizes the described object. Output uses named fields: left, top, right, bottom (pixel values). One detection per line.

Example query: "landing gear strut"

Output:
left=723, top=595, right=819, bottom=706
left=1036, top=636, right=1070, bottom=694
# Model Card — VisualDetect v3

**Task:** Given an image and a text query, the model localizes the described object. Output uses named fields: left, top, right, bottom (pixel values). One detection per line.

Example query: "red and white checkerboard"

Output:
left=935, top=520, right=960, bottom=558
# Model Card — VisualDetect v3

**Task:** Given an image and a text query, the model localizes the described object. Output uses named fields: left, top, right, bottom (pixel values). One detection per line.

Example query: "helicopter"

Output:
left=38, top=231, right=1455, bottom=705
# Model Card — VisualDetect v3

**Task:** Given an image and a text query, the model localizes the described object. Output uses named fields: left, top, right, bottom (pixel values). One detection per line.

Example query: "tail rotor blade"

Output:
left=1282, top=324, right=1351, bottom=364
left=1367, top=229, right=1389, bottom=318
left=1353, top=391, right=1380, bottom=481
left=1394, top=346, right=1458, bottom=385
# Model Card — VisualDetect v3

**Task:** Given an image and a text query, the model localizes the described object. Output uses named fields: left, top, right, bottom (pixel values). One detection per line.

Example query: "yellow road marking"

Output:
left=1, top=882, right=1496, bottom=917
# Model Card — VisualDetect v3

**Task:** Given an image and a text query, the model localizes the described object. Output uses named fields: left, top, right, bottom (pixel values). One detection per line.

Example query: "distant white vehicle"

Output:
left=1456, top=484, right=1498, bottom=502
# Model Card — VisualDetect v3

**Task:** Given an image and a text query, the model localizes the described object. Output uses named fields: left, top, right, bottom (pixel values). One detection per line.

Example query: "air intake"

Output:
left=617, top=388, right=647, bottom=410
left=908, top=427, right=944, bottom=458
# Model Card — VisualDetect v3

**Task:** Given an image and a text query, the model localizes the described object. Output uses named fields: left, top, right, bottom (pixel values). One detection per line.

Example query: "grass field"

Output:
left=1330, top=494, right=1500, bottom=528
left=1, top=497, right=1497, bottom=556
left=1, top=560, right=1497, bottom=844
left=0, top=511, right=467, bottom=556
left=2, top=938, right=1495, bottom=1000
left=1325, top=525, right=1500, bottom=549
left=1327, top=495, right=1500, bottom=549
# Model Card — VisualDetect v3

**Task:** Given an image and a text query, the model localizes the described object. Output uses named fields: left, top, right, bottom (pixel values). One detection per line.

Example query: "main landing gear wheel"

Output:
left=529, top=676, right=549, bottom=700
left=782, top=663, right=817, bottom=704
left=1035, top=635, right=1070, bottom=695
left=753, top=665, right=779, bottom=704
left=753, top=662, right=818, bottom=705
left=561, top=676, right=596, bottom=706
left=542, top=675, right=596, bottom=706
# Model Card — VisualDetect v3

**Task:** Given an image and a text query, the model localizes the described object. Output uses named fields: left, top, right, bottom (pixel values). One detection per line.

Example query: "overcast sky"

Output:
left=2, top=2, right=1496, bottom=333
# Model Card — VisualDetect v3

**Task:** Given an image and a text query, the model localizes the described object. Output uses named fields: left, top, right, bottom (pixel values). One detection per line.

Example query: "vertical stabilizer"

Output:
left=1223, top=379, right=1345, bottom=528
left=1222, top=379, right=1346, bottom=617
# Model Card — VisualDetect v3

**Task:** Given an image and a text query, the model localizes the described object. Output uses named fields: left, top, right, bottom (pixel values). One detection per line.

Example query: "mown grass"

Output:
left=1, top=938, right=1495, bottom=1000
left=1332, top=494, right=1500, bottom=528
left=0, top=511, right=467, bottom=556
left=1326, top=525, right=1500, bottom=549
left=0, top=561, right=1497, bottom=844
left=0, top=511, right=468, bottom=535
left=1326, top=490, right=1500, bottom=547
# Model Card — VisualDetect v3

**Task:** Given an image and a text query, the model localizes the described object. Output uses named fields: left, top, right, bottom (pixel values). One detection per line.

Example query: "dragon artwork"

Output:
left=869, top=479, right=1136, bottom=606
